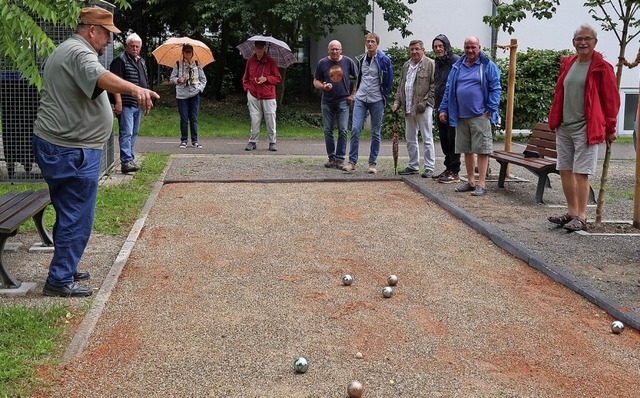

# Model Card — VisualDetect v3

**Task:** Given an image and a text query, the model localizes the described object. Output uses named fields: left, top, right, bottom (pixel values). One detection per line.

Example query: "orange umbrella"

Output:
left=152, top=37, right=215, bottom=68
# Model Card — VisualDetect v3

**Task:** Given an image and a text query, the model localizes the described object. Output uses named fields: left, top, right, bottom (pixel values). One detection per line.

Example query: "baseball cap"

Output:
left=79, top=7, right=121, bottom=34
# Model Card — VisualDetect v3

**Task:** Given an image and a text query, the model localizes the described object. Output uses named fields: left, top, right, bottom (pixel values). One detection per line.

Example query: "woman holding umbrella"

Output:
left=242, top=40, right=281, bottom=151
left=170, top=44, right=207, bottom=149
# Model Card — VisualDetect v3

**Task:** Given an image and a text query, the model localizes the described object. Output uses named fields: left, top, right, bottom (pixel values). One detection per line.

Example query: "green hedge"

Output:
left=381, top=43, right=572, bottom=139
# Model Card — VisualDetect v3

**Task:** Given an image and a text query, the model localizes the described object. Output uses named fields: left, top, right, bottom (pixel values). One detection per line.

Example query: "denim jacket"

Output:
left=355, top=49, right=394, bottom=105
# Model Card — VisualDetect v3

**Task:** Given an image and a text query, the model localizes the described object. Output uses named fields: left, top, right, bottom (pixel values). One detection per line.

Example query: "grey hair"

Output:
left=409, top=40, right=424, bottom=49
left=574, top=24, right=597, bottom=40
left=126, top=33, right=142, bottom=44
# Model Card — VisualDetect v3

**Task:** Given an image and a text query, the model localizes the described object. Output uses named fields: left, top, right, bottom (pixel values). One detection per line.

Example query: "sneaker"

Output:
left=324, top=159, right=336, bottom=168
left=342, top=162, right=356, bottom=172
left=421, top=170, right=434, bottom=179
left=431, top=170, right=445, bottom=180
left=368, top=163, right=377, bottom=174
left=121, top=161, right=140, bottom=173
left=192, top=142, right=202, bottom=149
left=438, top=172, right=460, bottom=184
left=179, top=141, right=187, bottom=148
left=398, top=167, right=419, bottom=175
left=269, top=143, right=278, bottom=151
left=455, top=182, right=475, bottom=192
left=470, top=186, right=487, bottom=196
left=245, top=142, right=257, bottom=151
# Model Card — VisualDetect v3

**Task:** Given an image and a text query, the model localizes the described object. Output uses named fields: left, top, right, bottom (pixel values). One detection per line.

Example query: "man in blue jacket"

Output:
left=343, top=33, right=393, bottom=174
left=438, top=36, right=501, bottom=196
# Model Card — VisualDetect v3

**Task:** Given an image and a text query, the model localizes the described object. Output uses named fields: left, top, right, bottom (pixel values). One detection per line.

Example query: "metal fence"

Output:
left=0, top=6, right=115, bottom=182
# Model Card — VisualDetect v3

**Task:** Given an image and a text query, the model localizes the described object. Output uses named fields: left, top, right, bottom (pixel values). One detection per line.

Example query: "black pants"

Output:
left=436, top=118, right=461, bottom=173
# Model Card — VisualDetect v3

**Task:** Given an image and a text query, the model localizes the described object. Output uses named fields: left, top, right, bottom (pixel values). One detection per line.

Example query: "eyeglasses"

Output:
left=573, top=37, right=595, bottom=43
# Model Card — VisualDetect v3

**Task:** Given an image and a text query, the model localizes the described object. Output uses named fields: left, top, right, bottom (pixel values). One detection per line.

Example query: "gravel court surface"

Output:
left=49, top=155, right=640, bottom=397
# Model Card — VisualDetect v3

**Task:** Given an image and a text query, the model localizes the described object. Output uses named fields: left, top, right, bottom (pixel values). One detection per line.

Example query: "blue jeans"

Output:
left=349, top=98, right=384, bottom=165
left=32, top=135, right=102, bottom=287
left=118, top=106, right=141, bottom=163
left=321, top=100, right=349, bottom=161
left=177, top=94, right=200, bottom=143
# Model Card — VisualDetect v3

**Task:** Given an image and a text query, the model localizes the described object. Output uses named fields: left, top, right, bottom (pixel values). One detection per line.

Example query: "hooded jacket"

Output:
left=432, top=34, right=459, bottom=109
left=438, top=51, right=502, bottom=127
left=354, top=49, right=394, bottom=104
left=548, top=52, right=619, bottom=145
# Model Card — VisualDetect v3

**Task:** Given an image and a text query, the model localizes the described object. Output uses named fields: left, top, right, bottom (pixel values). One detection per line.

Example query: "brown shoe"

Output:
left=368, top=163, right=377, bottom=174
left=563, top=216, right=587, bottom=231
left=324, top=159, right=336, bottom=168
left=342, top=162, right=356, bottom=173
left=334, top=160, right=344, bottom=169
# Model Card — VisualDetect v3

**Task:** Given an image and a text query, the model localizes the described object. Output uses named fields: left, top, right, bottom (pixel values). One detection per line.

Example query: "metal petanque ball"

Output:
left=293, top=357, right=309, bottom=373
left=611, top=320, right=625, bottom=334
left=382, top=286, right=393, bottom=298
left=342, top=274, right=354, bottom=286
left=387, top=274, right=398, bottom=286
left=347, top=380, right=364, bottom=398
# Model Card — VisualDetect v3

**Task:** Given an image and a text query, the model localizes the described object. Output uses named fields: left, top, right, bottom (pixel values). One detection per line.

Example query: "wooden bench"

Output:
left=0, top=190, right=53, bottom=289
left=490, top=123, right=594, bottom=204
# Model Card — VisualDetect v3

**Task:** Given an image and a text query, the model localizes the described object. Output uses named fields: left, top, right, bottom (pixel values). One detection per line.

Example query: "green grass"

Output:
left=0, top=153, right=168, bottom=397
left=138, top=105, right=324, bottom=139
left=0, top=304, right=69, bottom=397
left=94, top=153, right=169, bottom=235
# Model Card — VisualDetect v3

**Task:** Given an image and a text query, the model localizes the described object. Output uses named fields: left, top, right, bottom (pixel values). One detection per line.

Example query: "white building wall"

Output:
left=366, top=0, right=639, bottom=134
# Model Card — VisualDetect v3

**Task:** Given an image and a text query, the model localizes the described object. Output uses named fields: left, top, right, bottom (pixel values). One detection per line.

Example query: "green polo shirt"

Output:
left=34, top=34, right=112, bottom=149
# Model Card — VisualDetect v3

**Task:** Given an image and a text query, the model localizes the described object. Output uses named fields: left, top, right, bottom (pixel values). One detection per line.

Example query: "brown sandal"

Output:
left=548, top=213, right=573, bottom=226
left=563, top=216, right=587, bottom=231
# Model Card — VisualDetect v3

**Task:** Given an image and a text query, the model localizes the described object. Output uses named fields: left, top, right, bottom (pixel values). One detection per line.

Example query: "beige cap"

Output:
left=79, top=7, right=121, bottom=34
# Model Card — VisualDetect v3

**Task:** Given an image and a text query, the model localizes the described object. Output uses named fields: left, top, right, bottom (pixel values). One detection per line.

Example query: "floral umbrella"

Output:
left=236, top=35, right=297, bottom=68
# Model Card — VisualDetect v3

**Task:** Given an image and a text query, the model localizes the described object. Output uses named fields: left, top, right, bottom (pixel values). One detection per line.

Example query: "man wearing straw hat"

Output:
left=33, top=7, right=159, bottom=297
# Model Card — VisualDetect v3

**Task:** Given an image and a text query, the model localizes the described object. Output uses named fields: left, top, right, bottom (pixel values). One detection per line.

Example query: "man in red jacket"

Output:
left=242, top=41, right=282, bottom=152
left=547, top=24, right=620, bottom=231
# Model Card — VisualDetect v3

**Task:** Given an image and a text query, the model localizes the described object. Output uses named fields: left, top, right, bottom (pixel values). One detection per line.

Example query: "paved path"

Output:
left=134, top=136, right=638, bottom=160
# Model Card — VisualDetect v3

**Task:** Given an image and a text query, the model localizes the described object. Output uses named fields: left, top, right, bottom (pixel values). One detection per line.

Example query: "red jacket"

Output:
left=242, top=54, right=281, bottom=100
left=548, top=52, right=620, bottom=145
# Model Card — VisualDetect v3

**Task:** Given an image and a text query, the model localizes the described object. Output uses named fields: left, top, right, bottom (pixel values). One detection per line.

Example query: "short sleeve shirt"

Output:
left=314, top=56, right=358, bottom=105
left=34, top=34, right=112, bottom=149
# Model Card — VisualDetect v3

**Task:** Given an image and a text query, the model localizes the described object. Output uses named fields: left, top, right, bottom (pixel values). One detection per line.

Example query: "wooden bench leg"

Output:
left=0, top=233, right=21, bottom=289
left=33, top=209, right=54, bottom=246
left=497, top=162, right=507, bottom=188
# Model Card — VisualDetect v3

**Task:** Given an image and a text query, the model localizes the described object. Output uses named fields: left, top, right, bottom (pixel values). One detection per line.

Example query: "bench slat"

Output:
left=0, top=191, right=51, bottom=234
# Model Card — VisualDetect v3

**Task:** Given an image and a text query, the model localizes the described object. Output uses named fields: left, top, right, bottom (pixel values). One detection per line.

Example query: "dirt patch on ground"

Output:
left=47, top=181, right=639, bottom=397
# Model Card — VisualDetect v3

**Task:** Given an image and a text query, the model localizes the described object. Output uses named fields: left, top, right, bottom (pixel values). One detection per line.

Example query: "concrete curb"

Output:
left=62, top=158, right=171, bottom=364
left=403, top=178, right=640, bottom=332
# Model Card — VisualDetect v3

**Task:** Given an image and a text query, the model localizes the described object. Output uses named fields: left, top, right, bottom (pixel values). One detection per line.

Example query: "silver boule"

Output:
left=382, top=286, right=393, bottom=298
left=347, top=380, right=364, bottom=398
left=611, top=320, right=625, bottom=334
left=387, top=274, right=398, bottom=286
left=293, top=356, right=309, bottom=373
left=342, top=274, right=354, bottom=286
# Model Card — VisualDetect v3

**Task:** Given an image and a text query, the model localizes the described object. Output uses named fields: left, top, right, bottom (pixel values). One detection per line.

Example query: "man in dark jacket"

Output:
left=432, top=34, right=460, bottom=183
left=109, top=33, right=148, bottom=173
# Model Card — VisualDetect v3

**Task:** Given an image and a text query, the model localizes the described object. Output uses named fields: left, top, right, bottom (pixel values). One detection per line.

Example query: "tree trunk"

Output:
left=595, top=14, right=628, bottom=225
left=277, top=67, right=286, bottom=106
